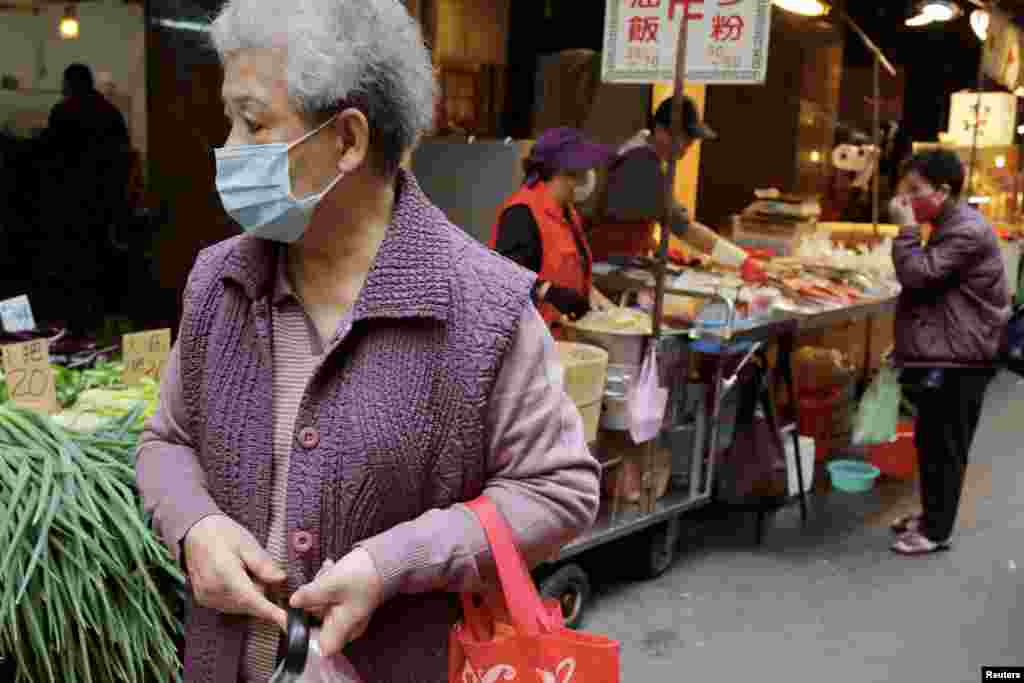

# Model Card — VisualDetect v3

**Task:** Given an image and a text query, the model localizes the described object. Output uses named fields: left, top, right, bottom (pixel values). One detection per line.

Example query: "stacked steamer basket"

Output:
left=554, top=342, right=609, bottom=444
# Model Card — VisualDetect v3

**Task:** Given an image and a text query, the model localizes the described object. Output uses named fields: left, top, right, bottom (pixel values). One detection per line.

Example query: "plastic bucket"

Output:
left=867, top=420, right=917, bottom=479
left=826, top=460, right=881, bottom=493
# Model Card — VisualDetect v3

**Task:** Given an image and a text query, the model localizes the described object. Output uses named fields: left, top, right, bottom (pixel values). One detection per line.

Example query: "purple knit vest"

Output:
left=176, top=171, right=535, bottom=683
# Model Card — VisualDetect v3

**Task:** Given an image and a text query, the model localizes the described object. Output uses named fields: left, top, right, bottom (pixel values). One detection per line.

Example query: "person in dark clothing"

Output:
left=41, top=64, right=133, bottom=334
left=48, top=64, right=129, bottom=151
left=888, top=149, right=1011, bottom=555
left=490, top=127, right=616, bottom=326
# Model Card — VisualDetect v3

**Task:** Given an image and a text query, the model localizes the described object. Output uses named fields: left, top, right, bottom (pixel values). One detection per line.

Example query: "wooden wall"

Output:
left=146, top=1, right=236, bottom=323
left=695, top=13, right=843, bottom=232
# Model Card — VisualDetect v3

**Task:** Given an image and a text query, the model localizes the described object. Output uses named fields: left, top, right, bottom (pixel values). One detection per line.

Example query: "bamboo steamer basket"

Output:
left=555, top=341, right=609, bottom=443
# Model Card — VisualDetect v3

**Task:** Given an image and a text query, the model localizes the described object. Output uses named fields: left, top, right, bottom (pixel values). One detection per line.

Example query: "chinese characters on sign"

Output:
left=947, top=92, right=1017, bottom=148
left=0, top=295, right=36, bottom=333
left=602, top=0, right=773, bottom=84
left=2, top=339, right=58, bottom=414
left=122, top=329, right=172, bottom=386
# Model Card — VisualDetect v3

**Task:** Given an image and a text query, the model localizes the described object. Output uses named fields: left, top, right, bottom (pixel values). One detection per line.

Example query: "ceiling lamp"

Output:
left=971, top=9, right=989, bottom=42
left=905, top=0, right=963, bottom=27
left=772, top=0, right=831, bottom=17
left=59, top=5, right=79, bottom=40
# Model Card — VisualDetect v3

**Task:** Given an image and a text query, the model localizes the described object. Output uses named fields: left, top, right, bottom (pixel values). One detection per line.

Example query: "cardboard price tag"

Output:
left=122, top=329, right=172, bottom=385
left=2, top=339, right=58, bottom=414
left=0, top=295, right=36, bottom=333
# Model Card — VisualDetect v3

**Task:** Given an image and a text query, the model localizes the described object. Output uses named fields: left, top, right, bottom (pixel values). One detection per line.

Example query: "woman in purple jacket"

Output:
left=134, top=1, right=600, bottom=681
left=888, top=149, right=1010, bottom=555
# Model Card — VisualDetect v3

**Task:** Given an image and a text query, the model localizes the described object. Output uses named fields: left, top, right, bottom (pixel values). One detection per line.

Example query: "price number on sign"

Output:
left=625, top=46, right=660, bottom=69
left=2, top=339, right=57, bottom=414
left=707, top=45, right=740, bottom=69
left=122, top=329, right=172, bottom=385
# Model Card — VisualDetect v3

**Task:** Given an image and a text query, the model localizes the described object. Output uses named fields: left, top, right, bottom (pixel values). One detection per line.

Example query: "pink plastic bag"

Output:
left=627, top=346, right=669, bottom=444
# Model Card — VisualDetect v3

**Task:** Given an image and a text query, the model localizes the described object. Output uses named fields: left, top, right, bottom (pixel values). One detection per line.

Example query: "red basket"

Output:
left=867, top=420, right=917, bottom=479
left=797, top=388, right=842, bottom=440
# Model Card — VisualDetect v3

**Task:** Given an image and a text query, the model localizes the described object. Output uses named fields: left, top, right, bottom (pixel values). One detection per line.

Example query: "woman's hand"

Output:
left=590, top=286, right=614, bottom=312
left=889, top=194, right=916, bottom=227
left=290, top=548, right=384, bottom=657
left=545, top=286, right=591, bottom=321
left=183, top=515, right=288, bottom=630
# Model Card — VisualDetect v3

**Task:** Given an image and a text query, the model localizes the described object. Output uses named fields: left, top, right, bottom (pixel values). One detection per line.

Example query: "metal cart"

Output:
left=533, top=286, right=767, bottom=629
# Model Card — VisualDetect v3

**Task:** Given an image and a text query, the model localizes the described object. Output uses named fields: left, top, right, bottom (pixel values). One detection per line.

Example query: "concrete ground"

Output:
left=581, top=371, right=1024, bottom=683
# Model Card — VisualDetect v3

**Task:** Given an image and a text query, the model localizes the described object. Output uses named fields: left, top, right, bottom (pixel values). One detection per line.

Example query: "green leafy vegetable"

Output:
left=0, top=404, right=184, bottom=683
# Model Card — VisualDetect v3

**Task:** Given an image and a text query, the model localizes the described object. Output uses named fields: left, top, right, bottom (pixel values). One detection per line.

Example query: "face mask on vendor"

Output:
left=903, top=172, right=950, bottom=225
left=572, top=169, right=597, bottom=203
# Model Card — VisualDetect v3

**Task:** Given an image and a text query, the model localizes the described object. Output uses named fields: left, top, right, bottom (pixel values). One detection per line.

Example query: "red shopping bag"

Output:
left=449, top=497, right=621, bottom=683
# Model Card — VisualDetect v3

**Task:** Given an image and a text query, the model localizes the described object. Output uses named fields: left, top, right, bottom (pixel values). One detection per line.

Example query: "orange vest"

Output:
left=490, top=182, right=593, bottom=325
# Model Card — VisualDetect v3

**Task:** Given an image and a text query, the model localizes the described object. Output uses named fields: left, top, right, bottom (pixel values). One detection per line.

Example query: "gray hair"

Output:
left=210, top=0, right=436, bottom=175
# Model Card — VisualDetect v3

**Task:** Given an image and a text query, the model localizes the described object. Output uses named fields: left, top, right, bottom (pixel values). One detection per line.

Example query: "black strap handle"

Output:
left=284, top=608, right=310, bottom=677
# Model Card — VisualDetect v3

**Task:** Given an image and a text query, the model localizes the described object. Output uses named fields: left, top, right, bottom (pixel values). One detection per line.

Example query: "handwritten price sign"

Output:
left=122, top=329, right=171, bottom=385
left=2, top=339, right=58, bottom=414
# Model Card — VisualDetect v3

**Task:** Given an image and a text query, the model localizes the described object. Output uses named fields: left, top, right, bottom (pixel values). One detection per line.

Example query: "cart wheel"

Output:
left=539, top=564, right=590, bottom=630
left=636, top=516, right=682, bottom=580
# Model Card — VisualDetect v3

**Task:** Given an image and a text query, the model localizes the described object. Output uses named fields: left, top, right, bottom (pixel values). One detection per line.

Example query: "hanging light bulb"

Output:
left=59, top=5, right=79, bottom=40
left=906, top=1, right=963, bottom=27
left=772, top=0, right=830, bottom=17
left=971, top=10, right=989, bottom=42
left=919, top=1, right=961, bottom=23
left=996, top=155, right=1007, bottom=169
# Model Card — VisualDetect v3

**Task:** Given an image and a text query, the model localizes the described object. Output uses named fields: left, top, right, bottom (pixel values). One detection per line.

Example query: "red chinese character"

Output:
left=668, top=0, right=704, bottom=21
left=628, top=15, right=661, bottom=43
left=629, top=0, right=662, bottom=7
left=711, top=14, right=744, bottom=41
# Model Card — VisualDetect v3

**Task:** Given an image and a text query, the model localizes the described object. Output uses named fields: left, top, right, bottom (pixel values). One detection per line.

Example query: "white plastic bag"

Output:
left=627, top=346, right=668, bottom=444
left=270, top=611, right=363, bottom=683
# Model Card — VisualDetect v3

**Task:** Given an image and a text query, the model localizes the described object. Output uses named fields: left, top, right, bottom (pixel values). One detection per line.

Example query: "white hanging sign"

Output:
left=947, top=92, right=1017, bottom=149
left=601, top=0, right=773, bottom=85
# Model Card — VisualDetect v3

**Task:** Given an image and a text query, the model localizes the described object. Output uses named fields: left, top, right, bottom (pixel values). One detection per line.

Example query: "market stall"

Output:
left=0, top=325, right=182, bottom=683
left=527, top=179, right=905, bottom=624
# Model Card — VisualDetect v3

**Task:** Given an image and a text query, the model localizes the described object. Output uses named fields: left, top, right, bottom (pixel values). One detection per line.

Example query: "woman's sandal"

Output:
left=891, top=531, right=951, bottom=555
left=890, top=514, right=922, bottom=534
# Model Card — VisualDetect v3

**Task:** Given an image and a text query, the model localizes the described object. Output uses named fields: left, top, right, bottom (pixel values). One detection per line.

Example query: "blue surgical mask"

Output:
left=214, top=116, right=345, bottom=243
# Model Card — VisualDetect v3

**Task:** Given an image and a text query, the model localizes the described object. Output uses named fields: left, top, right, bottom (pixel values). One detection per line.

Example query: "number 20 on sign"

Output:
left=2, top=339, right=58, bottom=414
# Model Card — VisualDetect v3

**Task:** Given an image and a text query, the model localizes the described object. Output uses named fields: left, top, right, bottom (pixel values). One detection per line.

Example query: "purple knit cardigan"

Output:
left=176, top=172, right=535, bottom=683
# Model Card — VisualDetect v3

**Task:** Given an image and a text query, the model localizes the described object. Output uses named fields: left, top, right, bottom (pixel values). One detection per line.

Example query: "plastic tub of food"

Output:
left=826, top=460, right=881, bottom=493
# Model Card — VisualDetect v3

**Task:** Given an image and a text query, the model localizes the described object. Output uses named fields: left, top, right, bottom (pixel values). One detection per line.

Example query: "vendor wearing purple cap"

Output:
left=490, top=127, right=616, bottom=327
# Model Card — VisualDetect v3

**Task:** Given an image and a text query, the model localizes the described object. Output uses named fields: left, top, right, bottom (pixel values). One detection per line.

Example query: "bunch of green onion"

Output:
left=0, top=403, right=184, bottom=682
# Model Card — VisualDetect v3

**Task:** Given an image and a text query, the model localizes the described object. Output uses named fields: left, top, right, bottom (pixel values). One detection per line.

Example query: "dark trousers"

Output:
left=913, top=369, right=994, bottom=542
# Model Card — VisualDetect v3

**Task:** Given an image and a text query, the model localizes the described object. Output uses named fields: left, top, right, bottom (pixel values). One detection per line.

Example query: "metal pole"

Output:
left=872, top=54, right=881, bottom=236
left=653, top=6, right=690, bottom=340
left=970, top=1, right=998, bottom=197
left=968, top=40, right=987, bottom=197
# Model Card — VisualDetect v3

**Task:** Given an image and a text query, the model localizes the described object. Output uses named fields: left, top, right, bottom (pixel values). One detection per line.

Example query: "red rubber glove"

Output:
left=741, top=257, right=768, bottom=284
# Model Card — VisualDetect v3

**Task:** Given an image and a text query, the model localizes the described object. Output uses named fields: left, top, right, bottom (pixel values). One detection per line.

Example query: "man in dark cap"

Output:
left=590, top=95, right=757, bottom=276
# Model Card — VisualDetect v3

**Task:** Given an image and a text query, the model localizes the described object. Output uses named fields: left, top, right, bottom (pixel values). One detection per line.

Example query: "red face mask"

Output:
left=910, top=192, right=945, bottom=224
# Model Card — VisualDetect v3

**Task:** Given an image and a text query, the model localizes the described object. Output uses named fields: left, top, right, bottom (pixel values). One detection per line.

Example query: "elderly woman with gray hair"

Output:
left=134, top=1, right=601, bottom=682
